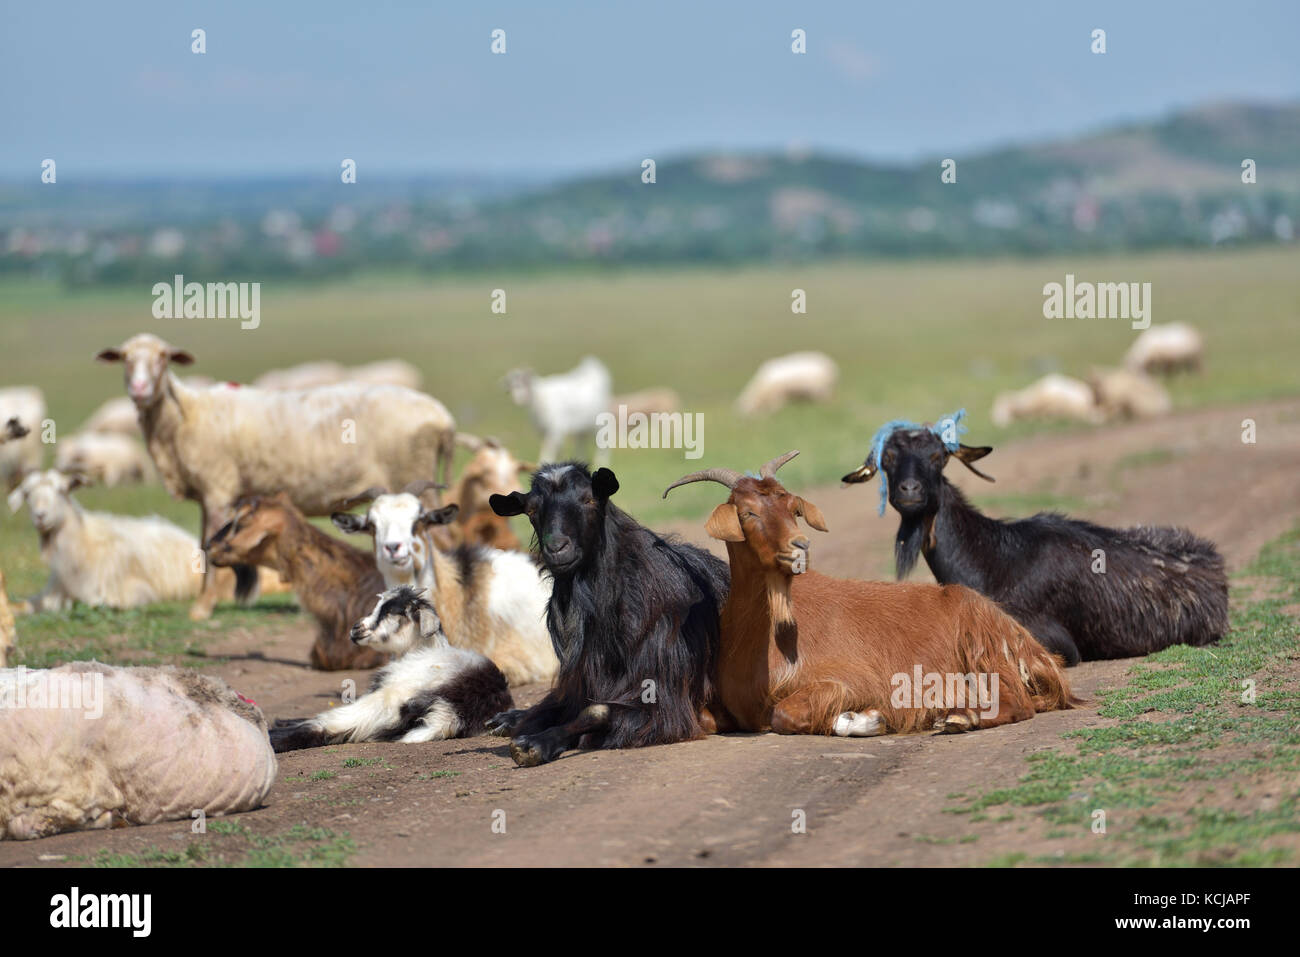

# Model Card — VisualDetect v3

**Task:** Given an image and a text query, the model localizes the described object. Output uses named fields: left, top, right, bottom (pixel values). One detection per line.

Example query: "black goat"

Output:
left=842, top=425, right=1228, bottom=664
left=487, top=462, right=730, bottom=766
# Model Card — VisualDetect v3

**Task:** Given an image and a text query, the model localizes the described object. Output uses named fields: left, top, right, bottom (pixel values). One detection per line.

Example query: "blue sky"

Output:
left=2, top=0, right=1297, bottom=177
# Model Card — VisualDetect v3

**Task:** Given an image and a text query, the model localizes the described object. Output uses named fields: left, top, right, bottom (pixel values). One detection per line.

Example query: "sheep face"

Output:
left=204, top=497, right=288, bottom=568
left=7, top=470, right=85, bottom=533
left=349, top=585, right=442, bottom=654
left=331, top=495, right=457, bottom=581
left=96, top=334, right=194, bottom=408
left=3, top=417, right=28, bottom=443
left=842, top=429, right=995, bottom=518
left=490, top=463, right=617, bottom=575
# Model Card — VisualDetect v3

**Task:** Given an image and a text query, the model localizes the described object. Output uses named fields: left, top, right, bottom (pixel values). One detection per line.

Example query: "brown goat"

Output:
left=664, top=451, right=1081, bottom=736
left=204, top=492, right=388, bottom=671
left=447, top=434, right=534, bottom=550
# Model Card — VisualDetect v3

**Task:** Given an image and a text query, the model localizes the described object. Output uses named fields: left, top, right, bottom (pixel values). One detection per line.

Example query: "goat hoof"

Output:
left=509, top=736, right=549, bottom=767
left=933, top=711, right=976, bottom=734
left=833, top=709, right=884, bottom=737
left=486, top=710, right=522, bottom=737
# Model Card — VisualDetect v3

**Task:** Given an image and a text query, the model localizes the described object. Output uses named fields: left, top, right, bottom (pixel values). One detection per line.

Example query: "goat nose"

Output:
left=385, top=542, right=402, bottom=555
left=897, top=478, right=923, bottom=496
left=544, top=536, right=571, bottom=553
left=792, top=537, right=811, bottom=551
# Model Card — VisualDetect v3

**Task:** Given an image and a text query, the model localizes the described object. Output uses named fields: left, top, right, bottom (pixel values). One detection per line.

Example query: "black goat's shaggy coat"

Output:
left=845, top=428, right=1229, bottom=664
left=489, top=463, right=729, bottom=765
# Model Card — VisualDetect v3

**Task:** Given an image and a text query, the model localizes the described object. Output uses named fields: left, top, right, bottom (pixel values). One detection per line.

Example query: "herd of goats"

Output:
left=0, top=323, right=1227, bottom=841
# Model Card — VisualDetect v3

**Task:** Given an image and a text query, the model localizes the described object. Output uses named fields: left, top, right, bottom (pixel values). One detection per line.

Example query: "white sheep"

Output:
left=251, top=360, right=347, bottom=391
left=504, top=356, right=612, bottom=466
left=991, top=373, right=1105, bottom=428
left=1088, top=366, right=1172, bottom=420
left=735, top=351, right=838, bottom=417
left=54, top=432, right=154, bottom=486
left=1124, top=322, right=1204, bottom=376
left=0, top=387, right=45, bottom=491
left=79, top=396, right=141, bottom=436
left=0, top=571, right=15, bottom=668
left=348, top=359, right=423, bottom=391
left=331, top=492, right=557, bottom=686
left=7, top=469, right=279, bottom=614
left=0, top=662, right=276, bottom=840
left=610, top=387, right=681, bottom=417
left=96, top=334, right=456, bottom=620
left=269, top=586, right=513, bottom=751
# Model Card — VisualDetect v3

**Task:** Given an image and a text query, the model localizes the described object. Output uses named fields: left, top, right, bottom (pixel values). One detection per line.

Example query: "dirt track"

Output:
left=3, top=397, right=1298, bottom=867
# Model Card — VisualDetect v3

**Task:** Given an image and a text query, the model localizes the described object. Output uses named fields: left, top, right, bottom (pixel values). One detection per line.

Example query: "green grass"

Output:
left=87, top=822, right=355, bottom=868
left=951, top=524, right=1300, bottom=866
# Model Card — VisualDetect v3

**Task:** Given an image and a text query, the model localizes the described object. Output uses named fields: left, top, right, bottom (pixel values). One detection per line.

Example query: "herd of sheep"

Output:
left=0, top=322, right=1211, bottom=840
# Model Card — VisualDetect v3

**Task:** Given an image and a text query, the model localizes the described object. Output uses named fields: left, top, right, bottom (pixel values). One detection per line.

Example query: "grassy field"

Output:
left=1, top=246, right=1297, bottom=602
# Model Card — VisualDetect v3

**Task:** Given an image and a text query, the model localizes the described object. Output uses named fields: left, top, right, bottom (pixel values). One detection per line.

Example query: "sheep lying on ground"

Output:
left=0, top=572, right=15, bottom=668
left=504, top=356, right=612, bottom=466
left=54, top=432, right=154, bottom=486
left=1124, top=322, right=1204, bottom=376
left=269, top=586, right=513, bottom=752
left=253, top=358, right=422, bottom=391
left=96, top=334, right=455, bottom=620
left=1088, top=366, right=1172, bottom=420
left=990, top=373, right=1104, bottom=428
left=610, top=388, right=680, bottom=417
left=735, top=351, right=837, bottom=417
left=0, top=662, right=276, bottom=840
left=0, top=387, right=44, bottom=491
left=8, top=470, right=281, bottom=614
left=79, top=395, right=142, bottom=436
left=331, top=490, right=556, bottom=685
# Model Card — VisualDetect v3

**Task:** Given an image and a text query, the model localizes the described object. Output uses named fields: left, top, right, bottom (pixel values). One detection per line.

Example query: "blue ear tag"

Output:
left=867, top=409, right=969, bottom=516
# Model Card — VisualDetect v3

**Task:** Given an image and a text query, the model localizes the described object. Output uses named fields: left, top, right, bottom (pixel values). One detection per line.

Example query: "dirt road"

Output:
left=3, top=397, right=1298, bottom=867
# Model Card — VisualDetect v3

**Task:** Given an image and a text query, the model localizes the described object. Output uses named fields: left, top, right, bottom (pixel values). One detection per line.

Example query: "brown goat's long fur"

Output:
left=709, top=476, right=1082, bottom=735
left=206, top=493, right=387, bottom=671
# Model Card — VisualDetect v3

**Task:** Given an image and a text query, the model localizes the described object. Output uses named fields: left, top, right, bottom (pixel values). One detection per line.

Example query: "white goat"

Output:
left=504, top=356, right=612, bottom=466
left=1124, top=322, right=1204, bottom=376
left=96, top=334, right=456, bottom=620
left=735, top=351, right=838, bottom=417
left=991, top=373, right=1105, bottom=428
left=268, top=586, right=513, bottom=751
left=0, top=387, right=44, bottom=491
left=0, top=662, right=276, bottom=840
left=54, top=432, right=154, bottom=486
left=7, top=469, right=276, bottom=613
left=331, top=493, right=556, bottom=686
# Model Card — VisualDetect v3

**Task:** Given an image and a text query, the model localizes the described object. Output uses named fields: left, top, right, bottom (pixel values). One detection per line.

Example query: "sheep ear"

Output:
left=490, top=492, right=526, bottom=517
left=951, top=445, right=995, bottom=482
left=168, top=349, right=195, bottom=366
left=841, top=457, right=878, bottom=485
left=705, top=503, right=745, bottom=542
left=331, top=512, right=370, bottom=534
left=417, top=505, right=459, bottom=528
left=96, top=348, right=124, bottom=363
left=592, top=468, right=619, bottom=500
left=798, top=498, right=829, bottom=532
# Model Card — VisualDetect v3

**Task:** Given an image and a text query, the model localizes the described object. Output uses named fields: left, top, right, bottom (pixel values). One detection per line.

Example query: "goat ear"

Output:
left=797, top=498, right=829, bottom=532
left=705, top=503, right=745, bottom=542
left=490, top=492, right=527, bottom=517
left=517, top=460, right=538, bottom=474
left=95, top=348, right=124, bottom=363
left=950, top=444, right=995, bottom=482
left=591, top=468, right=619, bottom=500
left=417, top=505, right=459, bottom=529
left=331, top=512, right=370, bottom=534
left=168, top=349, right=195, bottom=366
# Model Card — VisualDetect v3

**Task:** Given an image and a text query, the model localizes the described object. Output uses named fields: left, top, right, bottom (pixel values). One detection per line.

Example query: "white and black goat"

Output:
left=269, top=586, right=513, bottom=752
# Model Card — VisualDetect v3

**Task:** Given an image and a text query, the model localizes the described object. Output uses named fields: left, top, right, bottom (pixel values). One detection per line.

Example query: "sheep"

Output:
left=1088, top=366, right=1172, bottom=420
left=347, top=359, right=423, bottom=391
left=503, top=356, right=612, bottom=466
left=7, top=469, right=280, bottom=614
left=0, top=571, right=15, bottom=668
left=665, top=451, right=1080, bottom=736
left=330, top=489, right=556, bottom=686
left=96, top=333, right=456, bottom=620
left=735, top=351, right=837, bottom=418
left=204, top=492, right=388, bottom=671
left=447, top=433, right=535, bottom=550
left=610, top=388, right=681, bottom=417
left=79, top=395, right=143, bottom=436
left=990, top=373, right=1103, bottom=428
left=0, top=662, right=276, bottom=840
left=486, top=463, right=730, bottom=766
left=841, top=413, right=1229, bottom=664
left=1124, top=321, right=1204, bottom=376
left=251, top=360, right=347, bottom=391
left=0, top=387, right=44, bottom=491
left=54, top=432, right=154, bottom=487
left=268, top=586, right=513, bottom=752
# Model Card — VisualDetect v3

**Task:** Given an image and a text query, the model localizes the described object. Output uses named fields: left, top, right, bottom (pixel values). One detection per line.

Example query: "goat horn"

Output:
left=759, top=450, right=799, bottom=478
left=401, top=479, right=445, bottom=498
left=662, top=468, right=746, bottom=499
left=334, top=485, right=388, bottom=511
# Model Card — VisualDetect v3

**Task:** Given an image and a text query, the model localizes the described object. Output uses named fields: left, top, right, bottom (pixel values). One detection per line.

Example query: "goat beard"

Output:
left=765, top=572, right=797, bottom=630
left=894, top=515, right=931, bottom=581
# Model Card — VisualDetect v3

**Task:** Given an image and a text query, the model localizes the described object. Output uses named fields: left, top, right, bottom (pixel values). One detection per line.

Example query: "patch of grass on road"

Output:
left=88, top=823, right=355, bottom=868
left=952, top=524, right=1300, bottom=866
